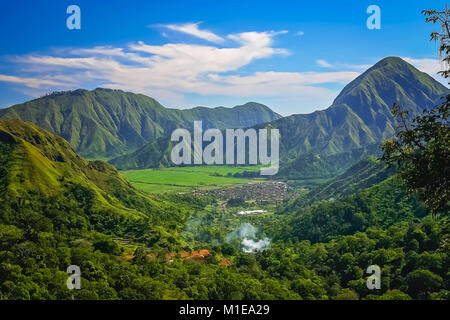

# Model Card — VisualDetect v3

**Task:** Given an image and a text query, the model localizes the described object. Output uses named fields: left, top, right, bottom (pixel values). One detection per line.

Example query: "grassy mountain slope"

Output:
left=276, top=143, right=383, bottom=180
left=109, top=136, right=174, bottom=170
left=310, top=155, right=396, bottom=201
left=0, top=119, right=195, bottom=238
left=271, top=57, right=449, bottom=157
left=0, top=89, right=281, bottom=158
left=0, top=119, right=215, bottom=299
left=282, top=155, right=397, bottom=213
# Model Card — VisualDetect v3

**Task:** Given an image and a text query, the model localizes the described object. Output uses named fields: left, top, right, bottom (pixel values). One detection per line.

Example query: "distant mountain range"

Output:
left=0, top=90, right=281, bottom=158
left=0, top=57, right=448, bottom=179
left=107, top=57, right=449, bottom=176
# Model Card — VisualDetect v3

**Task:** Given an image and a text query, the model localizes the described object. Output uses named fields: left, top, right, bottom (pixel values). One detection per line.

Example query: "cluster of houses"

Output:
left=192, top=181, right=288, bottom=203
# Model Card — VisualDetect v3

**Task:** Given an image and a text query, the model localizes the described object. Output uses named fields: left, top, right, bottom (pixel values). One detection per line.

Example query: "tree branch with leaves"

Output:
left=381, top=7, right=450, bottom=214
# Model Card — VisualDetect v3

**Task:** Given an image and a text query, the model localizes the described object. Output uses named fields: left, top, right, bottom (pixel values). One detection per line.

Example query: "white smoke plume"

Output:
left=242, top=237, right=271, bottom=253
left=226, top=223, right=271, bottom=253
left=225, top=223, right=258, bottom=242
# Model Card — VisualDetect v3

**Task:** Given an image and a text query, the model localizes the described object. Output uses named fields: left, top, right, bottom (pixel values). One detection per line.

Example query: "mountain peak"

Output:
left=367, top=56, right=424, bottom=75
left=332, top=56, right=449, bottom=114
left=374, top=56, right=408, bottom=66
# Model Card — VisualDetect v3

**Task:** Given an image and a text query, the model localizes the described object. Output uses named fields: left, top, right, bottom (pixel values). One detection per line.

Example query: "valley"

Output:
left=0, top=55, right=448, bottom=301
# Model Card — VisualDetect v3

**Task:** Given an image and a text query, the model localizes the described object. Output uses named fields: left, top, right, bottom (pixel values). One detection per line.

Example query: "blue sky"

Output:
left=0, top=0, right=447, bottom=115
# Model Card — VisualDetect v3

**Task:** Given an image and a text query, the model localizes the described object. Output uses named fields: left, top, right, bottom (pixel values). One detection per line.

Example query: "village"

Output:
left=192, top=181, right=289, bottom=203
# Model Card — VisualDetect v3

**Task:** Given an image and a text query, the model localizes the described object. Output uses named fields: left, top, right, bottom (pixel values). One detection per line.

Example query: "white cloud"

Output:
left=164, top=22, right=224, bottom=43
left=0, top=74, right=70, bottom=88
left=205, top=71, right=358, bottom=96
left=402, top=57, right=448, bottom=85
left=0, top=28, right=360, bottom=111
left=317, top=59, right=333, bottom=68
left=341, top=63, right=373, bottom=71
left=296, top=31, right=304, bottom=36
left=402, top=57, right=443, bottom=76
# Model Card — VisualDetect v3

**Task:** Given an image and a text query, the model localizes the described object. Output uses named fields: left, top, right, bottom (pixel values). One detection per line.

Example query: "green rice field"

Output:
left=121, top=165, right=264, bottom=193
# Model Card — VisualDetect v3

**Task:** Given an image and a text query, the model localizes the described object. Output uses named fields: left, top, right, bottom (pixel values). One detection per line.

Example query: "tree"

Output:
left=132, top=247, right=148, bottom=265
left=406, top=269, right=442, bottom=299
left=422, top=6, right=450, bottom=81
left=381, top=6, right=450, bottom=214
left=333, top=288, right=359, bottom=300
left=381, top=91, right=449, bottom=215
left=368, top=289, right=412, bottom=300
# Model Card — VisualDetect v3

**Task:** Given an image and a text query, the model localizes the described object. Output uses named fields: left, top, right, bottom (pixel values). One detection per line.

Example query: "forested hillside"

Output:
left=0, top=119, right=448, bottom=300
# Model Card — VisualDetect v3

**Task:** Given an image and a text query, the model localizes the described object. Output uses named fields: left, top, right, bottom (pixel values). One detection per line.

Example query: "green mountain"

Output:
left=0, top=118, right=212, bottom=299
left=267, top=57, right=449, bottom=178
left=275, top=57, right=448, bottom=155
left=0, top=118, right=195, bottom=238
left=0, top=89, right=280, bottom=158
left=109, top=135, right=174, bottom=170
left=110, top=57, right=448, bottom=173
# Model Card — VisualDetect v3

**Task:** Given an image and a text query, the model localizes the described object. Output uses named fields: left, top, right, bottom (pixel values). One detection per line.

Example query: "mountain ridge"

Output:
left=110, top=57, right=449, bottom=174
left=0, top=118, right=196, bottom=231
left=258, top=56, right=449, bottom=178
left=0, top=89, right=281, bottom=158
